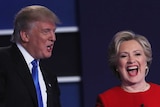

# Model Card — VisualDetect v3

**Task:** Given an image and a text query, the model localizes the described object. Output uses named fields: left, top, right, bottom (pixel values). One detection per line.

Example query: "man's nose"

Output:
left=50, top=32, right=56, bottom=42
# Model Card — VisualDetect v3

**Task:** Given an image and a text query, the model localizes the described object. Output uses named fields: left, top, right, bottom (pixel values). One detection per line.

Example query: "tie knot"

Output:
left=31, top=59, right=38, bottom=67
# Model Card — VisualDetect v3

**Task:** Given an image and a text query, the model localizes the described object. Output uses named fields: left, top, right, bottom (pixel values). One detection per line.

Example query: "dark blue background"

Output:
left=1, top=1, right=160, bottom=107
left=0, top=0, right=77, bottom=29
left=79, top=1, right=160, bottom=107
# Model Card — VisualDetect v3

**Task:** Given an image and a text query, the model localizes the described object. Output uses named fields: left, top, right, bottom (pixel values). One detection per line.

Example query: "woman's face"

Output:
left=117, top=40, right=147, bottom=85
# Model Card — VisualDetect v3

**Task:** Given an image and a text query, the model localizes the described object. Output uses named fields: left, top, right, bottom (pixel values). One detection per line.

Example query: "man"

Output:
left=0, top=5, right=61, bottom=107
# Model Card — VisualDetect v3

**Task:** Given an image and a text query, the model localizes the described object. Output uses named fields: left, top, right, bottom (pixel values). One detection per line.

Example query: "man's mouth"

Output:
left=47, top=44, right=53, bottom=51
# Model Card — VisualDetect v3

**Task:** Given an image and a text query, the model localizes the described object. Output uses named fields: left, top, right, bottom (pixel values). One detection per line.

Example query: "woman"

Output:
left=96, top=30, right=160, bottom=107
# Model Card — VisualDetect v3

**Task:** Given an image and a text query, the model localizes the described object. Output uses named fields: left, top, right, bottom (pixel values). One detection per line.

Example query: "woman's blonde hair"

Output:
left=108, top=30, right=152, bottom=78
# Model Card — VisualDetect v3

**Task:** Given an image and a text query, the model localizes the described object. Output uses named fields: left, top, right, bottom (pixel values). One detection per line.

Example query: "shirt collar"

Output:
left=16, top=43, right=34, bottom=65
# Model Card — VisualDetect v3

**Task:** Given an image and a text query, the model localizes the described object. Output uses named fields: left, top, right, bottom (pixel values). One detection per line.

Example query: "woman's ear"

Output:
left=20, top=31, right=29, bottom=42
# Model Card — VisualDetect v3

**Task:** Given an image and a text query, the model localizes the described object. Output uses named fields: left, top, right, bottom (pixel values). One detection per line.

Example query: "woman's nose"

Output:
left=127, top=56, right=135, bottom=64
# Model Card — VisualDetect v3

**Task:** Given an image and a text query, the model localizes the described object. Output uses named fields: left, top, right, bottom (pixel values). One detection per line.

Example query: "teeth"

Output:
left=47, top=44, right=53, bottom=51
left=47, top=46, right=51, bottom=49
left=127, top=66, right=138, bottom=71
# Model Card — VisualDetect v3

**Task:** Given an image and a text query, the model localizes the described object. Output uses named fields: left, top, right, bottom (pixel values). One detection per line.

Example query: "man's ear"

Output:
left=20, top=31, right=29, bottom=42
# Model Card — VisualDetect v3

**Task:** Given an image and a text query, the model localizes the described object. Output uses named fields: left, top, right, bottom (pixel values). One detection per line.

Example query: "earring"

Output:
left=145, top=66, right=149, bottom=76
left=116, top=68, right=118, bottom=72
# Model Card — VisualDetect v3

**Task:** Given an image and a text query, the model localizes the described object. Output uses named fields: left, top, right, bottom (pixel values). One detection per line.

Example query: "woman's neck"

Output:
left=121, top=82, right=150, bottom=93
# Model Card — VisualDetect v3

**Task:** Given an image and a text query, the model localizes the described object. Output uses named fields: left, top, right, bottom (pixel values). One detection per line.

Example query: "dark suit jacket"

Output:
left=0, top=43, right=61, bottom=107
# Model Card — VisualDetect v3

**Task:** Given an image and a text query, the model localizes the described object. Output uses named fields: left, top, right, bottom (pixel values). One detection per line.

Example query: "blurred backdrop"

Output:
left=1, top=1, right=160, bottom=107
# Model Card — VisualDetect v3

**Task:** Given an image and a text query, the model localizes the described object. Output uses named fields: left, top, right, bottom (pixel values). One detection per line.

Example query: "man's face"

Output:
left=25, top=21, right=56, bottom=59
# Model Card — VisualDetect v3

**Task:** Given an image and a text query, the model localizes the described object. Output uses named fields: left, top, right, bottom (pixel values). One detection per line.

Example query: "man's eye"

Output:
left=42, top=29, right=50, bottom=35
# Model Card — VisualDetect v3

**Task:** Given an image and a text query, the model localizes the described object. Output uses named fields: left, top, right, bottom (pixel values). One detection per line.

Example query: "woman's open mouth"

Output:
left=127, top=66, right=138, bottom=76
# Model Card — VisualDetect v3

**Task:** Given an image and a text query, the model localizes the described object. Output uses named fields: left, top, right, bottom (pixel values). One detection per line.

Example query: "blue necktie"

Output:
left=31, top=59, right=44, bottom=107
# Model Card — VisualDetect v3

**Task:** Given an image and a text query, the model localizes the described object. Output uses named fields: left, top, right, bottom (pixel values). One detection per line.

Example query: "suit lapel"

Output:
left=11, top=44, right=38, bottom=106
left=40, top=61, right=61, bottom=107
left=40, top=62, right=54, bottom=107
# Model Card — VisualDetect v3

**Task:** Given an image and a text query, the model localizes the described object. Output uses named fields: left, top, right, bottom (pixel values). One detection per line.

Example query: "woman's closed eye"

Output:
left=119, top=54, right=127, bottom=58
left=135, top=53, right=141, bottom=56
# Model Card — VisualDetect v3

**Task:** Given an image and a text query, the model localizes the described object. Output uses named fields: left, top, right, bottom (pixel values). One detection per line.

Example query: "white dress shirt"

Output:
left=17, top=43, right=47, bottom=107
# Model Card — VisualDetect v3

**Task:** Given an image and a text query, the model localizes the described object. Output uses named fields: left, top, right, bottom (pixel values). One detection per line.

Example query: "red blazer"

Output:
left=96, top=83, right=160, bottom=107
